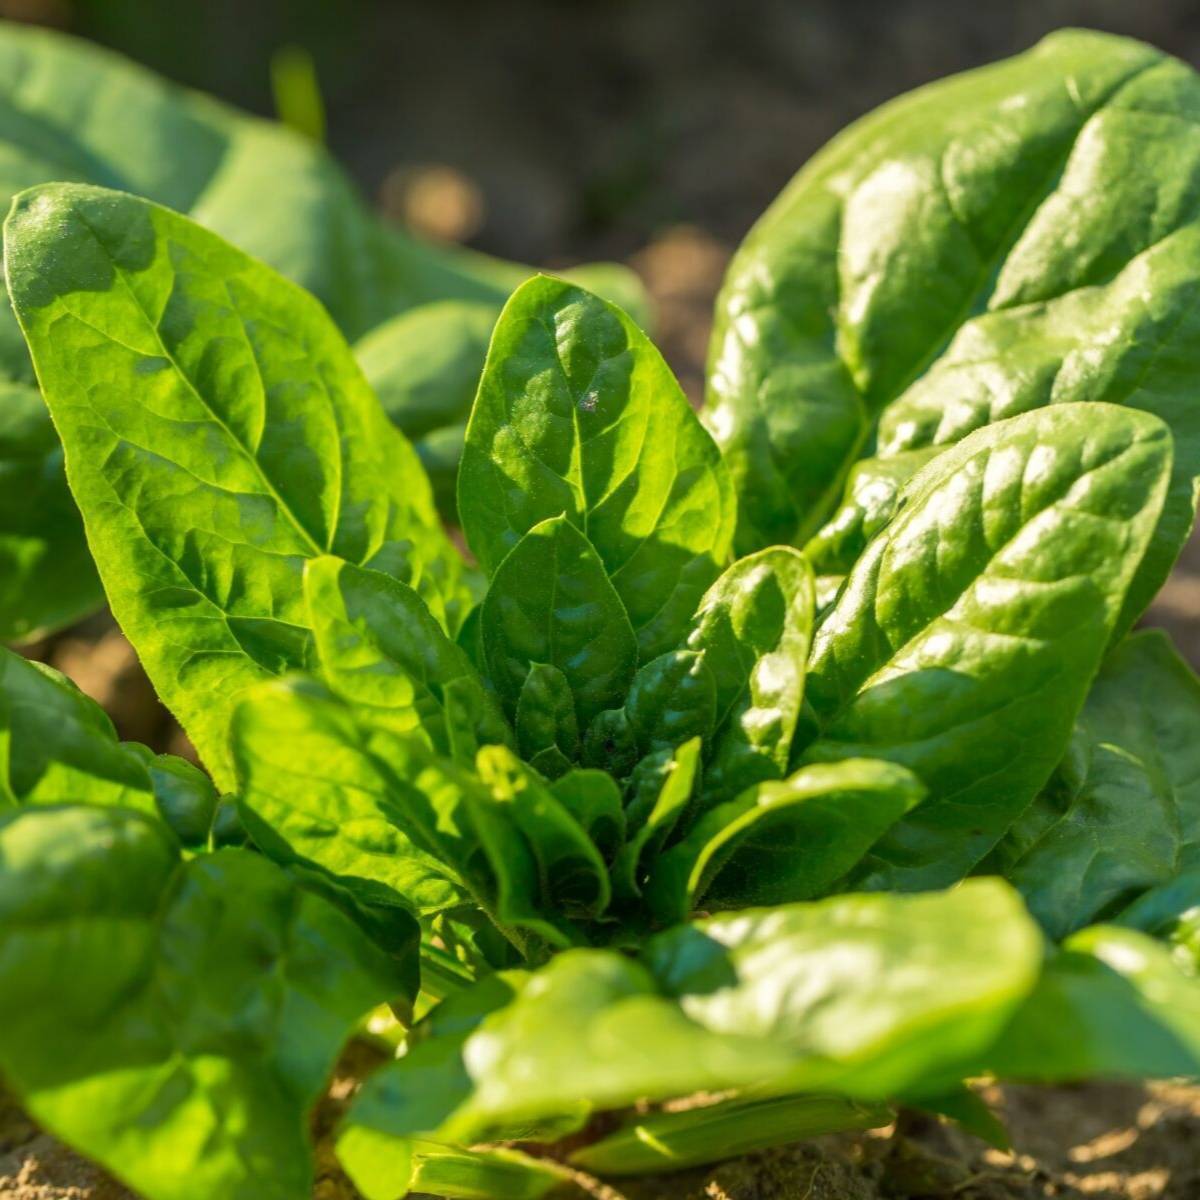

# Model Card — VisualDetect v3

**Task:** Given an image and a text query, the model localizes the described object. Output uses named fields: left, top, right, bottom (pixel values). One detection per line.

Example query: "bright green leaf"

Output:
left=305, top=555, right=507, bottom=761
left=0, top=804, right=411, bottom=1200
left=461, top=275, right=734, bottom=660
left=644, top=758, right=924, bottom=923
left=4, top=182, right=472, bottom=787
left=0, top=646, right=154, bottom=814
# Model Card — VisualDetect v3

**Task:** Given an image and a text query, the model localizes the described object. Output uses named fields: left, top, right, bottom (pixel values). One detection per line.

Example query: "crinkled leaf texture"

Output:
left=686, top=545, right=814, bottom=806
left=356, top=264, right=654, bottom=524
left=0, top=804, right=413, bottom=1200
left=4, top=182, right=473, bottom=788
left=643, top=758, right=924, bottom=924
left=460, top=275, right=734, bottom=662
left=232, top=679, right=598, bottom=957
left=798, top=403, right=1171, bottom=891
left=994, top=630, right=1200, bottom=938
left=304, top=555, right=509, bottom=760
left=0, top=22, right=643, bottom=636
left=709, top=28, right=1200, bottom=636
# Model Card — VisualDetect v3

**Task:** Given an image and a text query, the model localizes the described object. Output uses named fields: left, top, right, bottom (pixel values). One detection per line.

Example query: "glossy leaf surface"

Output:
left=461, top=276, right=734, bottom=660
left=644, top=758, right=924, bottom=923
left=481, top=515, right=637, bottom=731
left=5, top=183, right=471, bottom=787
left=232, top=680, right=583, bottom=956
left=686, top=546, right=814, bottom=805
left=341, top=880, right=1041, bottom=1155
left=707, top=28, right=1200, bottom=610
left=800, top=404, right=1171, bottom=890
left=0, top=804, right=410, bottom=1200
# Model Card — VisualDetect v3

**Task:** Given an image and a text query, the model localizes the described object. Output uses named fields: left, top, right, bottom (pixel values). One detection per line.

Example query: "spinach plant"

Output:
left=2, top=26, right=1200, bottom=1200
left=0, top=21, right=642, bottom=640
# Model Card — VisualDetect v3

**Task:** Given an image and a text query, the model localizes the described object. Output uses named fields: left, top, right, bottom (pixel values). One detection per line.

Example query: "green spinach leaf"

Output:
left=5, top=183, right=472, bottom=787
left=305, top=555, right=506, bottom=760
left=0, top=803, right=412, bottom=1200
left=686, top=546, right=814, bottom=806
left=800, top=404, right=1171, bottom=890
left=643, top=758, right=924, bottom=923
left=994, top=630, right=1200, bottom=938
left=461, top=275, right=734, bottom=661
left=481, top=514, right=637, bottom=732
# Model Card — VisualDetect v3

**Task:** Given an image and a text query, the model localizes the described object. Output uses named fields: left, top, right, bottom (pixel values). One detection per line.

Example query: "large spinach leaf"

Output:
left=0, top=804, right=412, bottom=1200
left=339, top=881, right=1041, bottom=1157
left=5, top=183, right=472, bottom=787
left=799, top=404, right=1171, bottom=891
left=461, top=275, right=733, bottom=662
left=994, top=630, right=1200, bottom=937
left=0, top=22, right=644, bottom=637
left=709, top=29, right=1200, bottom=636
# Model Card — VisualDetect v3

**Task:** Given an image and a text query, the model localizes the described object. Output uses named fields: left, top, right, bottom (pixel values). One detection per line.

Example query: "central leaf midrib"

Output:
left=70, top=199, right=327, bottom=560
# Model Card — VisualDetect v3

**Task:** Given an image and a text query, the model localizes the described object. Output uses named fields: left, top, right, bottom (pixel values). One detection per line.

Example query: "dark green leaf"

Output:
left=712, top=30, right=1200, bottom=637
left=708, top=31, right=1184, bottom=559
left=580, top=705, right=639, bottom=778
left=995, top=630, right=1200, bottom=938
left=460, top=275, right=734, bottom=660
left=612, top=737, right=702, bottom=901
left=625, top=649, right=717, bottom=757
left=800, top=404, right=1171, bottom=891
left=548, top=769, right=625, bottom=861
left=356, top=300, right=497, bottom=519
left=987, top=924, right=1200, bottom=1080
left=0, top=380, right=101, bottom=638
left=514, top=663, right=578, bottom=776
left=126, top=743, right=219, bottom=848
left=686, top=546, right=814, bottom=806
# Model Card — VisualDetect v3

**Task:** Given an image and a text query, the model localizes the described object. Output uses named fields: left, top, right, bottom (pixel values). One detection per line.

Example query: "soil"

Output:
left=5, top=1075, right=1200, bottom=1200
